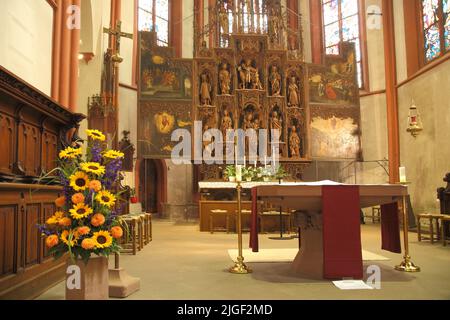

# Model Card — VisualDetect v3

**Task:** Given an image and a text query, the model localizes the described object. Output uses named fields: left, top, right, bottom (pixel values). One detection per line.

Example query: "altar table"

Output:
left=250, top=182, right=408, bottom=279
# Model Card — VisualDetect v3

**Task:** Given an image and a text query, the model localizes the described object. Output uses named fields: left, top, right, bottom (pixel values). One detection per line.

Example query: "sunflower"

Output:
left=46, top=211, right=65, bottom=225
left=69, top=203, right=93, bottom=220
left=86, top=129, right=106, bottom=141
left=103, top=150, right=125, bottom=160
left=60, top=230, right=79, bottom=247
left=95, top=190, right=116, bottom=208
left=91, top=230, right=113, bottom=249
left=59, top=146, right=82, bottom=160
left=81, top=162, right=105, bottom=176
left=69, top=171, right=90, bottom=192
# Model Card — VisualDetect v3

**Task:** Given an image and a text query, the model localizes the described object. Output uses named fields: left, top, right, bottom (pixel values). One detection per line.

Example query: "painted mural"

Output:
left=139, top=32, right=192, bottom=100
left=138, top=102, right=192, bottom=158
left=310, top=116, right=360, bottom=159
left=308, top=43, right=359, bottom=105
left=138, top=31, right=194, bottom=158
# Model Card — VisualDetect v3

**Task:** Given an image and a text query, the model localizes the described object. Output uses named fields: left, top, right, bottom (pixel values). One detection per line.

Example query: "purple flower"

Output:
left=104, top=158, right=122, bottom=189
left=91, top=142, right=102, bottom=163
left=59, top=170, right=71, bottom=209
left=37, top=224, right=53, bottom=236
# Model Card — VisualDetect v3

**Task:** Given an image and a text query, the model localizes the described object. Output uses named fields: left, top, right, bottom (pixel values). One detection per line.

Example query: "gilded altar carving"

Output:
left=200, top=72, right=213, bottom=105
left=287, top=76, right=300, bottom=108
left=137, top=3, right=361, bottom=166
left=218, top=63, right=232, bottom=95
left=289, top=125, right=301, bottom=158
left=238, top=59, right=262, bottom=90
left=269, top=65, right=282, bottom=96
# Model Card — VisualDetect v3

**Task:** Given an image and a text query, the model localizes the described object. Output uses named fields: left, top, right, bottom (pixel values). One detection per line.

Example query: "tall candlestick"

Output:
left=399, top=167, right=407, bottom=183
left=264, top=156, right=267, bottom=169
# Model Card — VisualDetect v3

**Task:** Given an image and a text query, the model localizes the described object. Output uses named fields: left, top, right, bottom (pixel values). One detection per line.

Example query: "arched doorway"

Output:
left=137, top=159, right=167, bottom=215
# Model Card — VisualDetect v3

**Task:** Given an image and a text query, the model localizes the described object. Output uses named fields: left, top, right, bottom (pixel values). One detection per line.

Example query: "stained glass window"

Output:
left=421, top=0, right=450, bottom=62
left=138, top=0, right=169, bottom=46
left=322, top=0, right=364, bottom=88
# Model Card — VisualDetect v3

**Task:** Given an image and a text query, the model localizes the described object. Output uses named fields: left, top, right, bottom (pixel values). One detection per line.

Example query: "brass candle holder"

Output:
left=229, top=181, right=252, bottom=274
left=394, top=182, right=421, bottom=272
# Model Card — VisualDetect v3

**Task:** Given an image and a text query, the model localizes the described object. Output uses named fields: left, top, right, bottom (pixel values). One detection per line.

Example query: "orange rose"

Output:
left=91, top=213, right=105, bottom=227
left=111, top=226, right=123, bottom=239
left=81, top=238, right=96, bottom=250
left=58, top=217, right=72, bottom=227
left=46, top=235, right=59, bottom=248
left=89, top=180, right=102, bottom=192
left=71, top=193, right=85, bottom=204
left=77, top=226, right=91, bottom=236
left=55, top=196, right=66, bottom=208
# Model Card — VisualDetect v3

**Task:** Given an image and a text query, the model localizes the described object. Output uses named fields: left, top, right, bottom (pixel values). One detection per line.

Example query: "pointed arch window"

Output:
left=138, top=0, right=169, bottom=46
left=421, top=0, right=450, bottom=63
left=322, top=0, right=366, bottom=89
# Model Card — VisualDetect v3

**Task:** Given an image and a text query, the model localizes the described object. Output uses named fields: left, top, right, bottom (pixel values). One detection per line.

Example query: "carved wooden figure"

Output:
left=219, top=63, right=231, bottom=95
left=220, top=108, right=233, bottom=139
left=270, top=110, right=283, bottom=132
left=288, top=76, right=300, bottom=108
left=269, top=65, right=281, bottom=96
left=200, top=73, right=212, bottom=105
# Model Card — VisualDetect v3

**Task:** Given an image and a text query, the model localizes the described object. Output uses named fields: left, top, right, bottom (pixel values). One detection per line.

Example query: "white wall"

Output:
left=183, top=0, right=194, bottom=58
left=119, top=0, right=135, bottom=85
left=0, top=0, right=53, bottom=95
left=300, top=0, right=312, bottom=63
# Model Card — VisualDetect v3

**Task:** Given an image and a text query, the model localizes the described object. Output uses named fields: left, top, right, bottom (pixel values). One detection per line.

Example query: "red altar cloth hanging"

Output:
left=380, top=202, right=402, bottom=253
left=249, top=187, right=259, bottom=252
left=322, top=185, right=363, bottom=279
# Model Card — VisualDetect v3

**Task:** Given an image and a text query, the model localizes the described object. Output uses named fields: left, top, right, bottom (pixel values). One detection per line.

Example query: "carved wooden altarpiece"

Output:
left=138, top=1, right=362, bottom=180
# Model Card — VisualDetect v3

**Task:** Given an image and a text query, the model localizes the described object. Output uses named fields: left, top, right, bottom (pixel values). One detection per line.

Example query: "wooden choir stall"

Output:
left=0, top=66, right=85, bottom=299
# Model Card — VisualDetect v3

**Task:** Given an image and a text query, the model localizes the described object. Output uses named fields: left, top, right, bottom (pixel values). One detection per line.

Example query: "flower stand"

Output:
left=109, top=253, right=140, bottom=298
left=66, top=256, right=109, bottom=300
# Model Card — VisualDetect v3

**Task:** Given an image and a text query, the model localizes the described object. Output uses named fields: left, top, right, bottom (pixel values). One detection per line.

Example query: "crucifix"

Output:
left=97, top=20, right=133, bottom=149
left=103, top=21, right=133, bottom=63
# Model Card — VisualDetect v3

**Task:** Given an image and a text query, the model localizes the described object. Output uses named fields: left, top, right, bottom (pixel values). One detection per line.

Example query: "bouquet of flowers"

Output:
left=39, top=129, right=125, bottom=262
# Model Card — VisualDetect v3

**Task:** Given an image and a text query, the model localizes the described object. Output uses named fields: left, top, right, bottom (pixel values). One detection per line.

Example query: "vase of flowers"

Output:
left=39, top=129, right=125, bottom=300
left=130, top=188, right=138, bottom=203
left=243, top=167, right=255, bottom=182
left=275, top=165, right=289, bottom=183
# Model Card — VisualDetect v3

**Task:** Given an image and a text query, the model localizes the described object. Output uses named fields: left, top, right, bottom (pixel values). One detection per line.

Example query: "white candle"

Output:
left=236, top=165, right=242, bottom=182
left=272, top=146, right=276, bottom=167
left=243, top=155, right=246, bottom=168
left=399, top=167, right=407, bottom=183
left=254, top=160, right=257, bottom=167
left=264, top=156, right=267, bottom=168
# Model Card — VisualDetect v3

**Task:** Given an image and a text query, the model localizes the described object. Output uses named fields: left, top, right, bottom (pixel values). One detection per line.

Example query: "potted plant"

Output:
left=243, top=167, right=254, bottom=182
left=39, top=129, right=125, bottom=300
left=261, top=167, right=273, bottom=182
left=224, top=165, right=236, bottom=182
left=130, top=188, right=138, bottom=203
left=275, top=165, right=288, bottom=182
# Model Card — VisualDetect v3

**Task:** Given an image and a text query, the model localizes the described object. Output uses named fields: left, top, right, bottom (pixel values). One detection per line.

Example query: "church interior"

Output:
left=0, top=0, right=449, bottom=301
